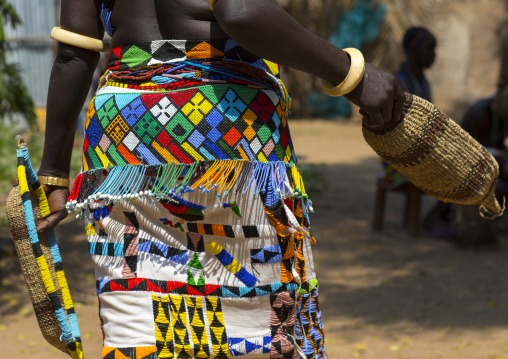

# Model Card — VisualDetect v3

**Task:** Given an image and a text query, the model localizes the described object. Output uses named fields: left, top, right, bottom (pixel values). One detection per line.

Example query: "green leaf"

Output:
left=0, top=1, right=35, bottom=126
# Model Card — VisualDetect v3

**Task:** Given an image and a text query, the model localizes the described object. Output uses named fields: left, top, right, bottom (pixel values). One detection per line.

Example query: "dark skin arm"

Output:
left=36, top=0, right=103, bottom=232
left=38, top=0, right=404, bottom=231
left=212, top=0, right=405, bottom=127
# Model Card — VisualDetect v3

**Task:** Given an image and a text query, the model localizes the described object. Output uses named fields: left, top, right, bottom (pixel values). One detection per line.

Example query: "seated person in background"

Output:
left=456, top=86, right=508, bottom=249
left=384, top=27, right=436, bottom=185
left=393, top=27, right=436, bottom=102
left=381, top=27, right=453, bottom=238
left=462, top=86, right=508, bottom=172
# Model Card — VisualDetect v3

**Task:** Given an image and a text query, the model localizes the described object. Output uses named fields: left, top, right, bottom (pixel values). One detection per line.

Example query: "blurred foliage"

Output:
left=0, top=0, right=35, bottom=125
left=0, top=0, right=38, bottom=219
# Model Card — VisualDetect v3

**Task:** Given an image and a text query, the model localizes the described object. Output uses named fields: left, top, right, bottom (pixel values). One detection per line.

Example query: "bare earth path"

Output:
left=2, top=120, right=508, bottom=359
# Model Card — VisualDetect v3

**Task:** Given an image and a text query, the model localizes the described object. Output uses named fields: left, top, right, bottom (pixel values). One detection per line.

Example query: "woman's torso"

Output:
left=108, top=0, right=229, bottom=47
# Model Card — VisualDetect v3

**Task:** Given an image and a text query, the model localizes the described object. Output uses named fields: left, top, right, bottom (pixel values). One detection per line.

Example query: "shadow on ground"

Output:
left=307, top=158, right=508, bottom=333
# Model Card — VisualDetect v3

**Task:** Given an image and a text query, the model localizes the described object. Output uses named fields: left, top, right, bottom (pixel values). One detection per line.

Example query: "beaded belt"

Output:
left=68, top=40, right=308, bottom=214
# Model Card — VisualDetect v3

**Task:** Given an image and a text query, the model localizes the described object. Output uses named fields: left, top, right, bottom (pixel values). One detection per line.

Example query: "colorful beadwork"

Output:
left=270, top=291, right=298, bottom=359
left=186, top=296, right=212, bottom=358
left=229, top=336, right=271, bottom=357
left=205, top=297, right=229, bottom=358
left=67, top=39, right=298, bottom=215
left=83, top=86, right=294, bottom=170
left=186, top=222, right=263, bottom=239
left=90, top=191, right=324, bottom=358
left=96, top=278, right=302, bottom=297
left=205, top=240, right=257, bottom=287
left=187, top=233, right=206, bottom=286
left=102, top=346, right=157, bottom=359
left=122, top=212, right=140, bottom=278
left=250, top=244, right=283, bottom=264
left=295, top=289, right=327, bottom=359
left=107, top=40, right=281, bottom=77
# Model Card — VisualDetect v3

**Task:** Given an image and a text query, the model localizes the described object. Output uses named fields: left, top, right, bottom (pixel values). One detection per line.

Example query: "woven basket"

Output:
left=6, top=183, right=69, bottom=353
left=363, top=93, right=503, bottom=218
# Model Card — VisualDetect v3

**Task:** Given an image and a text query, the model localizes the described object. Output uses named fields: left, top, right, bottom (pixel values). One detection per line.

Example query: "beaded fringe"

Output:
left=66, top=160, right=311, bottom=216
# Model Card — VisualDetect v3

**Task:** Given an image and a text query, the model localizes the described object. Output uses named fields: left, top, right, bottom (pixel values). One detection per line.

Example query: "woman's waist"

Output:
left=83, top=84, right=295, bottom=171
left=83, top=39, right=295, bottom=170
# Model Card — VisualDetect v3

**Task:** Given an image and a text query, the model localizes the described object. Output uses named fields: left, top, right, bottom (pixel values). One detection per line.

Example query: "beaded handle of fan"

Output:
left=11, top=137, right=85, bottom=359
left=363, top=93, right=504, bottom=219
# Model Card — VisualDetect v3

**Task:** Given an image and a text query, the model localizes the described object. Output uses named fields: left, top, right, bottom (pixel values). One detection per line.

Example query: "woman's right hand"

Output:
left=35, top=185, right=70, bottom=233
left=345, top=63, right=406, bottom=128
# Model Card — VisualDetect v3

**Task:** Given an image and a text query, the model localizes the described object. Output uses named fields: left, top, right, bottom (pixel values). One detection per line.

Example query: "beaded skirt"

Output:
left=69, top=40, right=327, bottom=359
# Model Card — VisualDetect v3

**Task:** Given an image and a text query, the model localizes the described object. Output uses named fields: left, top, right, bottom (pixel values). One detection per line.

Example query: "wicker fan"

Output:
left=363, top=93, right=503, bottom=218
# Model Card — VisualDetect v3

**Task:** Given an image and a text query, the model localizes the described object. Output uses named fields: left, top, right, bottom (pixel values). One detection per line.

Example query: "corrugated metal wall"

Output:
left=5, top=0, right=59, bottom=107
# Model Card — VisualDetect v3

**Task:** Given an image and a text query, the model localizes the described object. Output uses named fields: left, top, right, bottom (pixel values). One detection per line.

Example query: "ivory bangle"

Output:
left=321, top=48, right=366, bottom=97
left=209, top=0, right=219, bottom=10
left=50, top=26, right=111, bottom=53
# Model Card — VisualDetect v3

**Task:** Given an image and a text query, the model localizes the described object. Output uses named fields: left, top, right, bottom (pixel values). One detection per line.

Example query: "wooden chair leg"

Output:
left=406, top=188, right=421, bottom=237
left=373, top=179, right=386, bottom=232
left=403, top=194, right=410, bottom=229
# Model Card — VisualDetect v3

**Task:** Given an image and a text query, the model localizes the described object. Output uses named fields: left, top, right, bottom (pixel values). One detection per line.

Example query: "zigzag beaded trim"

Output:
left=96, top=277, right=319, bottom=296
left=101, top=78, right=268, bottom=92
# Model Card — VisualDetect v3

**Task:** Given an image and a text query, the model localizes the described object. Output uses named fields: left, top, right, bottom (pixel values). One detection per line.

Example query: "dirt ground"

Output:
left=2, top=120, right=508, bottom=359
